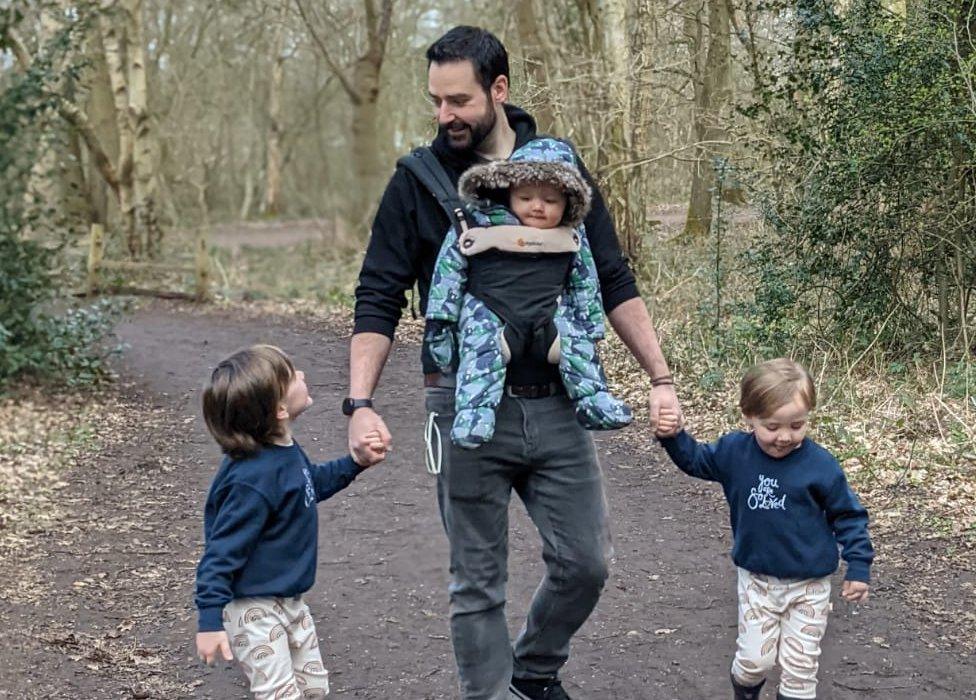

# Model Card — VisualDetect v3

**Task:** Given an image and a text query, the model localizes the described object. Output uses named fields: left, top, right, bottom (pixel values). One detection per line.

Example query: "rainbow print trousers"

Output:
left=732, top=567, right=832, bottom=699
left=223, top=595, right=330, bottom=699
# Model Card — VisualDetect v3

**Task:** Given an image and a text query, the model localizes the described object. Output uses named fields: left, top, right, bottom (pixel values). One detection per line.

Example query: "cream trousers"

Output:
left=223, top=595, right=330, bottom=699
left=732, top=567, right=831, bottom=699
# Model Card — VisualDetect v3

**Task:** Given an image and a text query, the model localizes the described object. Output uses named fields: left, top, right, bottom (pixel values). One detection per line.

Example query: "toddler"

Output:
left=194, top=344, right=384, bottom=698
left=656, top=358, right=873, bottom=700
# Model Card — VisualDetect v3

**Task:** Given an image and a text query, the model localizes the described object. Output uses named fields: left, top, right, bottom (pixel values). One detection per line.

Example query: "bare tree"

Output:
left=294, top=0, right=395, bottom=228
left=264, top=3, right=288, bottom=216
left=683, top=0, right=735, bottom=238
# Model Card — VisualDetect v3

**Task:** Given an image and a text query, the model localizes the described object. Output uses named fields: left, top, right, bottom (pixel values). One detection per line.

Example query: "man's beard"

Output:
left=438, top=104, right=497, bottom=152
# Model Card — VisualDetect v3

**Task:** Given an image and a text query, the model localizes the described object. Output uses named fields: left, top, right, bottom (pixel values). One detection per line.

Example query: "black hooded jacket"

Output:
left=353, top=104, right=640, bottom=379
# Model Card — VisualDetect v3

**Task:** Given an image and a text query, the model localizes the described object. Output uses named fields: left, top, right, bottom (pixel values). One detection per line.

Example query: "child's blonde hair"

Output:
left=202, top=344, right=295, bottom=459
left=739, top=358, right=816, bottom=418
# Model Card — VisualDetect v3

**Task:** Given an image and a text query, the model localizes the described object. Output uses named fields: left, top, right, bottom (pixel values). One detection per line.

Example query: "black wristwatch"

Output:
left=341, top=397, right=374, bottom=416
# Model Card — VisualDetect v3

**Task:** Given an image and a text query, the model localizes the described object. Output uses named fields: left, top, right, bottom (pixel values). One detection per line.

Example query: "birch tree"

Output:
left=99, top=0, right=159, bottom=257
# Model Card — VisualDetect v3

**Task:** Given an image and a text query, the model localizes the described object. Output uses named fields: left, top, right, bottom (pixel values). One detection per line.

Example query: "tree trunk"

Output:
left=295, top=0, right=394, bottom=233
left=82, top=26, right=120, bottom=228
left=592, top=0, right=640, bottom=256
left=122, top=0, right=161, bottom=257
left=349, top=54, right=382, bottom=224
left=99, top=5, right=138, bottom=257
left=515, top=0, right=557, bottom=134
left=683, top=0, right=734, bottom=238
left=22, top=10, right=86, bottom=239
left=264, top=8, right=286, bottom=217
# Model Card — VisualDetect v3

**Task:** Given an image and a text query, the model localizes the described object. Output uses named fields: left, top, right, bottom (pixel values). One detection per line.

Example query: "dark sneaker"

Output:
left=510, top=677, right=572, bottom=700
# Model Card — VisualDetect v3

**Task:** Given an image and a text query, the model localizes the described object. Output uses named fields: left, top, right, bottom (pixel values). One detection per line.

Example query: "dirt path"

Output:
left=1, top=303, right=972, bottom=699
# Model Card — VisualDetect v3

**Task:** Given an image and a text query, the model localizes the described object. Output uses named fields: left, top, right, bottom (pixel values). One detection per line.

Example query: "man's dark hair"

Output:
left=426, top=26, right=509, bottom=94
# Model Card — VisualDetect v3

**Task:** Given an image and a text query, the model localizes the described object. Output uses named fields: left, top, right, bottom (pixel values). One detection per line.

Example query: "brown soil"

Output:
left=0, top=302, right=971, bottom=698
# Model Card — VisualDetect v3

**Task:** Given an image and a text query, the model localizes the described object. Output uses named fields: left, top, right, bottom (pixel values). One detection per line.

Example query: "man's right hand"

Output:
left=349, top=407, right=392, bottom=467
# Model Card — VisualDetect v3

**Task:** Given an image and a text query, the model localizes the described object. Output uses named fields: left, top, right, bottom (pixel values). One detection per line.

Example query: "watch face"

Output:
left=342, top=398, right=371, bottom=416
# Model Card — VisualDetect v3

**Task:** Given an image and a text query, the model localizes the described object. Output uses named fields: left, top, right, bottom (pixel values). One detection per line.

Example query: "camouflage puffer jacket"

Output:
left=425, top=138, right=632, bottom=448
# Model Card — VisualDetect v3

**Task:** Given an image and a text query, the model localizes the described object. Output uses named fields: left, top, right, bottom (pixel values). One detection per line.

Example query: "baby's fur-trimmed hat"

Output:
left=458, top=138, right=592, bottom=228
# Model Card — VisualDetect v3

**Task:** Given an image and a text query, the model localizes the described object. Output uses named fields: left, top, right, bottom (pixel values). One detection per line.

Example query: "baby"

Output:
left=424, top=137, right=631, bottom=448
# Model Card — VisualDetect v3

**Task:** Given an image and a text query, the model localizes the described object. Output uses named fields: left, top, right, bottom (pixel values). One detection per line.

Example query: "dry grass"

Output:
left=0, top=387, right=99, bottom=542
left=201, top=230, right=976, bottom=543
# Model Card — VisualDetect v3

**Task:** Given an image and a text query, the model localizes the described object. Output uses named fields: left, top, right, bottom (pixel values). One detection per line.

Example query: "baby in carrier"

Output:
left=425, top=137, right=632, bottom=448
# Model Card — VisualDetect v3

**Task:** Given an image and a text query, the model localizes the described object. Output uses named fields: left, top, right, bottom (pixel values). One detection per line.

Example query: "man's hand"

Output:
left=352, top=429, right=387, bottom=468
left=654, top=407, right=682, bottom=439
left=196, top=630, right=233, bottom=666
left=649, top=383, right=682, bottom=436
left=841, top=580, right=870, bottom=603
left=349, top=408, right=392, bottom=467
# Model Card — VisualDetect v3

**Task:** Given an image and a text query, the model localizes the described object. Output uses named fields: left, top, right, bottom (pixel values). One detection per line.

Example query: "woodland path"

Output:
left=0, top=302, right=971, bottom=699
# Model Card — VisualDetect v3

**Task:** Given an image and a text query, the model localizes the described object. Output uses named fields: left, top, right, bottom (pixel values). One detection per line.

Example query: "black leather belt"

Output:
left=505, top=382, right=565, bottom=399
left=424, top=372, right=565, bottom=399
left=424, top=372, right=456, bottom=388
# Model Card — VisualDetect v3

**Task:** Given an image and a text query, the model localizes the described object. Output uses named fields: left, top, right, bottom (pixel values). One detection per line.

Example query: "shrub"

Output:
left=0, top=18, right=117, bottom=388
left=742, top=0, right=976, bottom=358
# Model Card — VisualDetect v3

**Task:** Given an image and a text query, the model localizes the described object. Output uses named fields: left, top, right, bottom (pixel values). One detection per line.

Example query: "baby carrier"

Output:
left=422, top=138, right=632, bottom=448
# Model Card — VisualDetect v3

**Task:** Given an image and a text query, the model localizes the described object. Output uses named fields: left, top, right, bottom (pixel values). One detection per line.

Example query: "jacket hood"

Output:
left=457, top=138, right=592, bottom=228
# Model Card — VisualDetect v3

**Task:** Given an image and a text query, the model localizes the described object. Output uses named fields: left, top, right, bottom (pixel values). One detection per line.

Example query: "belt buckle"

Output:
left=506, top=383, right=549, bottom=399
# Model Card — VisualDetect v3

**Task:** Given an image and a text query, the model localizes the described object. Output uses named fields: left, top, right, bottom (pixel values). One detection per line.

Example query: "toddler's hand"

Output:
left=654, top=408, right=682, bottom=439
left=196, top=630, right=233, bottom=666
left=841, top=580, right=869, bottom=603
left=353, top=430, right=387, bottom=468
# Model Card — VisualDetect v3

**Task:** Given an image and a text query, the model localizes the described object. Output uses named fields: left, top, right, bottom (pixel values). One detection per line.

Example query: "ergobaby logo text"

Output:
left=302, top=467, right=315, bottom=508
left=747, top=474, right=786, bottom=511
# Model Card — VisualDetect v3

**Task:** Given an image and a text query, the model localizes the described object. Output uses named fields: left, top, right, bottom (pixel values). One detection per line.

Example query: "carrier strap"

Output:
left=396, top=146, right=471, bottom=233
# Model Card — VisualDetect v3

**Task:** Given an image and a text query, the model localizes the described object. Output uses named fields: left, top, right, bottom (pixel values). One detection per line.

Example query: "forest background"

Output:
left=0, top=0, right=974, bottom=668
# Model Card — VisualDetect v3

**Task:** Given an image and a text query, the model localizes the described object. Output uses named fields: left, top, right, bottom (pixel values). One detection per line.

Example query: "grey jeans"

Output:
left=425, top=387, right=613, bottom=700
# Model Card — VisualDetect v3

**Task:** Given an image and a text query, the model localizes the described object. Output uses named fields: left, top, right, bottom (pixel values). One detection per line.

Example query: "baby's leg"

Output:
left=777, top=577, right=831, bottom=699
left=453, top=295, right=507, bottom=448
left=731, top=569, right=778, bottom=696
left=553, top=318, right=631, bottom=430
left=224, top=596, right=306, bottom=699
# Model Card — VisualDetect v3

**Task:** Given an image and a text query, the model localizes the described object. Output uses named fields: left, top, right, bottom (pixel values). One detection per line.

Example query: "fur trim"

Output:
left=458, top=160, right=592, bottom=228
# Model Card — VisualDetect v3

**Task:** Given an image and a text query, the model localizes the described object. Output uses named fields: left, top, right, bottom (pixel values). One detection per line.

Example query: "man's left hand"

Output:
left=649, top=383, right=682, bottom=437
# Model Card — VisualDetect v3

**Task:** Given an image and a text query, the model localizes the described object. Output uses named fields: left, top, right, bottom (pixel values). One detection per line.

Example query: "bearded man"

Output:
left=346, top=25, right=681, bottom=700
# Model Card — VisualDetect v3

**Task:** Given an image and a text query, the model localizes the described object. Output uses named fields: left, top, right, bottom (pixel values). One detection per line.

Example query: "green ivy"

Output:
left=741, top=0, right=976, bottom=358
left=0, top=17, right=117, bottom=388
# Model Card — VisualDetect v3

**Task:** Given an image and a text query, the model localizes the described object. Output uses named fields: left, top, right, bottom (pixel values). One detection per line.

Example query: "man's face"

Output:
left=427, top=60, right=505, bottom=151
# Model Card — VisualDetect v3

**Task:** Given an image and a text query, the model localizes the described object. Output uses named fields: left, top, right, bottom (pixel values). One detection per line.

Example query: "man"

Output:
left=347, top=26, right=681, bottom=700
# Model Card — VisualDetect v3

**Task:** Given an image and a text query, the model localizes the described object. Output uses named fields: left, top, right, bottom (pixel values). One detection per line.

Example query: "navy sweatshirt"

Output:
left=660, top=430, right=873, bottom=582
left=195, top=443, right=362, bottom=632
